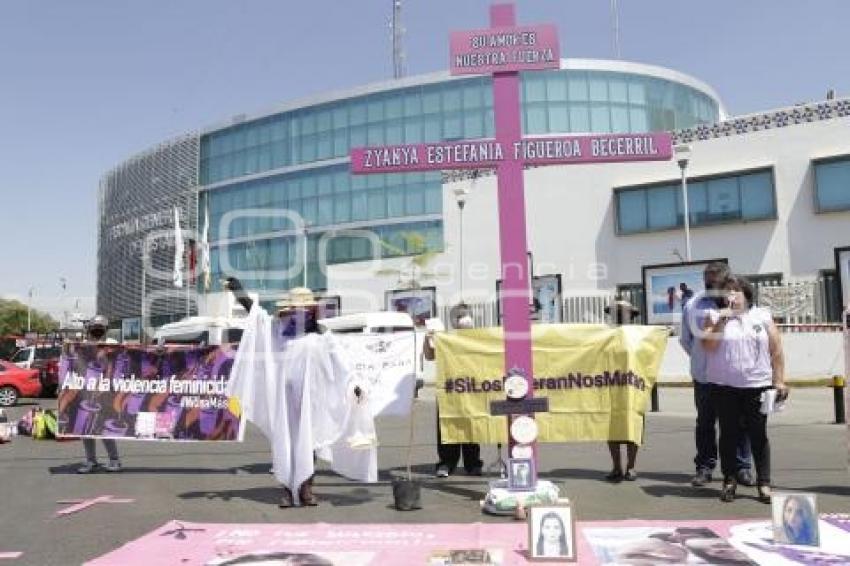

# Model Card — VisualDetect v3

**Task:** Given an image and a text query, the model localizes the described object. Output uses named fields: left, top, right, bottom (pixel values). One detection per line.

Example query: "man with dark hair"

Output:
left=680, top=262, right=753, bottom=487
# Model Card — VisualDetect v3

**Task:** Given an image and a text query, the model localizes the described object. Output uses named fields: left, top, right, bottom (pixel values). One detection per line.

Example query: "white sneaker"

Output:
left=105, top=460, right=122, bottom=473
left=435, top=465, right=449, bottom=478
left=77, top=461, right=98, bottom=474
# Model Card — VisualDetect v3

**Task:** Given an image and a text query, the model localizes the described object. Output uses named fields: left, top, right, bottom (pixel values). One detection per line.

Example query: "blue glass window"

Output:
left=616, top=168, right=776, bottom=234
left=814, top=157, right=850, bottom=212
left=740, top=172, right=774, bottom=219
left=647, top=186, right=678, bottom=229
left=617, top=190, right=647, bottom=234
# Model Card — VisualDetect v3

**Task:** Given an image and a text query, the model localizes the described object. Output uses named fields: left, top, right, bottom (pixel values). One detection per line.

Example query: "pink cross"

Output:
left=55, top=495, right=135, bottom=517
left=351, top=3, right=672, bottom=481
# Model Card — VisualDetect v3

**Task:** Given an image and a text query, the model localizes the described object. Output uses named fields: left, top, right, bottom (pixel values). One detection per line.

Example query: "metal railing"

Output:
left=438, top=279, right=840, bottom=329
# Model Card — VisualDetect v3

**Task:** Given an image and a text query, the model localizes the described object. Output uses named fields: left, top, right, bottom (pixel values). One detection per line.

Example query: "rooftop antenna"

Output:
left=391, top=0, right=407, bottom=79
left=610, top=0, right=621, bottom=59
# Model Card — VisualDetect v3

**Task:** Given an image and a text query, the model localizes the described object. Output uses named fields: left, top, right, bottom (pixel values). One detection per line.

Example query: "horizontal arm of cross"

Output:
left=351, top=132, right=672, bottom=175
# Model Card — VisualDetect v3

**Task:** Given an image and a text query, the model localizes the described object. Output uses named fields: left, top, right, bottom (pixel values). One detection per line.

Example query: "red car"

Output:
left=0, top=360, right=42, bottom=406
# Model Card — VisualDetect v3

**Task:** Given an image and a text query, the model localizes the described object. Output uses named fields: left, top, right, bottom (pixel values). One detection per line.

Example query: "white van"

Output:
left=153, top=291, right=257, bottom=346
left=318, top=311, right=415, bottom=334
left=154, top=316, right=247, bottom=346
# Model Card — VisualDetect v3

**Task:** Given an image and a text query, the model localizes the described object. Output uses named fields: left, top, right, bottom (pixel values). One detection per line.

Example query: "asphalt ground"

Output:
left=0, top=387, right=847, bottom=565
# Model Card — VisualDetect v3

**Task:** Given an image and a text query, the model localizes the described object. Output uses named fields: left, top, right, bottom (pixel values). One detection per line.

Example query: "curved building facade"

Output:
left=99, top=59, right=724, bottom=327
left=198, top=60, right=721, bottom=295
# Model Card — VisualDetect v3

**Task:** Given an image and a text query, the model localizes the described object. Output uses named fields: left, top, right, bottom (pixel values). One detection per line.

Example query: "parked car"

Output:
left=9, top=345, right=62, bottom=397
left=0, top=360, right=42, bottom=406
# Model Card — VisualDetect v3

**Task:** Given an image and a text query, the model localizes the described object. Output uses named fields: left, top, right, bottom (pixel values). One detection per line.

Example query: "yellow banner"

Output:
left=436, top=324, right=668, bottom=444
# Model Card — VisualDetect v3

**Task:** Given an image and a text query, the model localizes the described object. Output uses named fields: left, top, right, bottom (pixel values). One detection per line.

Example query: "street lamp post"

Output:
left=675, top=144, right=693, bottom=262
left=302, top=222, right=311, bottom=288
left=26, top=287, right=35, bottom=332
left=59, top=277, right=68, bottom=327
left=453, top=185, right=470, bottom=301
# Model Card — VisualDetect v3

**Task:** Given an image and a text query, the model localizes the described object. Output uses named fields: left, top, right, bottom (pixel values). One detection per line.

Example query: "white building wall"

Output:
left=659, top=333, right=844, bottom=382
left=328, top=113, right=849, bottom=309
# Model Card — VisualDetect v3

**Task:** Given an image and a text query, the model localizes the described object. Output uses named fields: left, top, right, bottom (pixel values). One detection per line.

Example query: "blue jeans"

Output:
left=694, top=381, right=751, bottom=473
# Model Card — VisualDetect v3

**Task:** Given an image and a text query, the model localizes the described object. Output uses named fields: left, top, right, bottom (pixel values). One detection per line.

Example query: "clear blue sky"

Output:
left=2, top=0, right=848, bottom=321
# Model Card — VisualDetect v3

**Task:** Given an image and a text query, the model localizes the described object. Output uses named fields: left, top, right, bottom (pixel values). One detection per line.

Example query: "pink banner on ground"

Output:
left=350, top=133, right=673, bottom=174
left=450, top=24, right=560, bottom=75
left=86, top=519, right=746, bottom=566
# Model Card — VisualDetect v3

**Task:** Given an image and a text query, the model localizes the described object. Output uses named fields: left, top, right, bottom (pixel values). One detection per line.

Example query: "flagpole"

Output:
left=141, top=243, right=147, bottom=345
left=186, top=191, right=191, bottom=318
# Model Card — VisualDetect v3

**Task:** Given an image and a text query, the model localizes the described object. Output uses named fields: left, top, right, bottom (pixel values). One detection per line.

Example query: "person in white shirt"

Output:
left=701, top=275, right=788, bottom=503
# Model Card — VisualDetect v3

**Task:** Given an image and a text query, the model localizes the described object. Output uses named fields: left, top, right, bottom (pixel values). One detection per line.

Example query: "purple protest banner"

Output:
left=57, top=343, right=242, bottom=442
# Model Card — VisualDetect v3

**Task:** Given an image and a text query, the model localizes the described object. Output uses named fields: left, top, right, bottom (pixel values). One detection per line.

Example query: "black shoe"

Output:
left=719, top=480, right=737, bottom=502
left=279, top=487, right=294, bottom=508
left=691, top=470, right=713, bottom=487
left=736, top=469, right=755, bottom=487
left=605, top=469, right=624, bottom=483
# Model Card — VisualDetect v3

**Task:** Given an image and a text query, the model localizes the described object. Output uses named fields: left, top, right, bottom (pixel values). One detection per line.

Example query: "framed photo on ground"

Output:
left=527, top=500, right=577, bottom=562
left=385, top=287, right=436, bottom=327
left=496, top=274, right=563, bottom=324
left=641, top=259, right=728, bottom=325
left=508, top=458, right=535, bottom=491
left=834, top=246, right=850, bottom=311
left=772, top=492, right=820, bottom=546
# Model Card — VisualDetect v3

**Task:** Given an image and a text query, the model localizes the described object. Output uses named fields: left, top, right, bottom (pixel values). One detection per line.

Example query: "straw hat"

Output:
left=275, top=287, right=318, bottom=309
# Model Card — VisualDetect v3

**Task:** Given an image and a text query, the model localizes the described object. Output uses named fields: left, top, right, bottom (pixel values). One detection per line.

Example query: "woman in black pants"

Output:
left=701, top=275, right=788, bottom=503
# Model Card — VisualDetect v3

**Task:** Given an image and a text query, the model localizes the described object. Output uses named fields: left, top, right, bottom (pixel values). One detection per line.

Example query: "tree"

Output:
left=0, top=299, right=60, bottom=335
left=375, top=232, right=442, bottom=289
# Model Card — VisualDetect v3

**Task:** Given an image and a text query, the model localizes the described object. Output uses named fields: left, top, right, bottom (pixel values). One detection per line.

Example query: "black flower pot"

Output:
left=392, top=478, right=422, bottom=511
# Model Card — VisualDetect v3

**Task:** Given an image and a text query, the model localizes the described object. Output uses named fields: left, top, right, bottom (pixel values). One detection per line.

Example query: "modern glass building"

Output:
left=198, top=60, right=721, bottom=293
left=98, top=59, right=724, bottom=325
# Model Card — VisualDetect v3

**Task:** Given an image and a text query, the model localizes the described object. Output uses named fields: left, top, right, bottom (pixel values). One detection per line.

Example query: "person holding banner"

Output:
left=603, top=299, right=641, bottom=482
left=424, top=308, right=483, bottom=478
left=224, top=278, right=374, bottom=508
left=76, top=315, right=123, bottom=474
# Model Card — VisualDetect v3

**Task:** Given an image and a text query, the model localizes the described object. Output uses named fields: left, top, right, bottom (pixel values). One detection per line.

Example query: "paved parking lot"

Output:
left=0, top=387, right=847, bottom=565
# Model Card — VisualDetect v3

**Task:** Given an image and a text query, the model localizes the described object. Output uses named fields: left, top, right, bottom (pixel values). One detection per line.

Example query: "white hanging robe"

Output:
left=227, top=304, right=377, bottom=504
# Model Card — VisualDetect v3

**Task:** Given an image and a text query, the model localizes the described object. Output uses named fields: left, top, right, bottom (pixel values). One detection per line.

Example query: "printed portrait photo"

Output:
left=528, top=503, right=576, bottom=562
left=385, top=287, right=436, bottom=327
left=508, top=458, right=534, bottom=491
left=642, top=259, right=728, bottom=325
left=584, top=526, right=755, bottom=565
left=772, top=492, right=820, bottom=546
